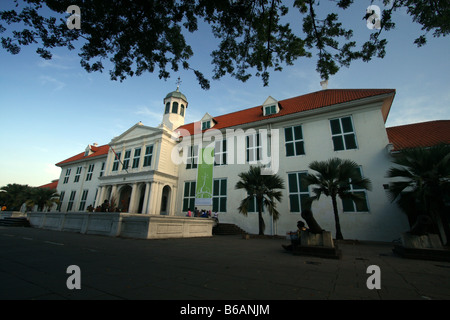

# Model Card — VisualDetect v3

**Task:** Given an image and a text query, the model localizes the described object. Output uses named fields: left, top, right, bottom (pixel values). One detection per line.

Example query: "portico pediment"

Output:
left=110, top=122, right=163, bottom=144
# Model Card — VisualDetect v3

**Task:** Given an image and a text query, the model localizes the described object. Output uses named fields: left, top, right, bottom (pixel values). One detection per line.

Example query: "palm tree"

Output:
left=26, top=187, right=60, bottom=212
left=302, top=158, right=372, bottom=240
left=0, top=184, right=34, bottom=211
left=235, top=166, right=285, bottom=235
left=386, top=144, right=450, bottom=245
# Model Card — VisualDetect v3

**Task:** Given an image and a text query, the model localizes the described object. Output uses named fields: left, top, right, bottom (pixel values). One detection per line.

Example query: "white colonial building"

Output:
left=56, top=144, right=109, bottom=212
left=53, top=86, right=418, bottom=242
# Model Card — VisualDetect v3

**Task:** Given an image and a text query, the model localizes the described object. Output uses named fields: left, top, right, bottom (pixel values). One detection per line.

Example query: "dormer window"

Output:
left=202, top=120, right=211, bottom=130
left=264, top=105, right=277, bottom=116
left=262, top=96, right=279, bottom=116
left=84, top=145, right=92, bottom=157
left=200, top=112, right=215, bottom=130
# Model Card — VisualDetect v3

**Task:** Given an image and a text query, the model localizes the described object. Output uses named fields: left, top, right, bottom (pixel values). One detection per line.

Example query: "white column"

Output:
left=110, top=185, right=118, bottom=205
left=169, top=185, right=177, bottom=216
left=111, top=185, right=118, bottom=199
left=142, top=182, right=150, bottom=214
left=150, top=182, right=161, bottom=215
left=155, top=183, right=164, bottom=215
left=94, top=186, right=104, bottom=208
left=128, top=183, right=139, bottom=213
left=147, top=182, right=157, bottom=214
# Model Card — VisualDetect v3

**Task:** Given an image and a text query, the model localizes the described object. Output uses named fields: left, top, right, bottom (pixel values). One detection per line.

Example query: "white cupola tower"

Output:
left=161, top=81, right=188, bottom=131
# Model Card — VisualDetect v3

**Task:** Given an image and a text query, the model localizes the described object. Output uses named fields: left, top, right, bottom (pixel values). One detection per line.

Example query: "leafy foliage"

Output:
left=25, top=187, right=60, bottom=211
left=1, top=0, right=448, bottom=88
left=302, top=158, right=372, bottom=240
left=235, top=166, right=284, bottom=235
left=0, top=183, right=59, bottom=211
left=386, top=144, right=450, bottom=244
left=0, top=183, right=34, bottom=211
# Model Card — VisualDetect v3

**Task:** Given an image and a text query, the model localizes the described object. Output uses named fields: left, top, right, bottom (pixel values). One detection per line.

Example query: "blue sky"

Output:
left=0, top=1, right=449, bottom=187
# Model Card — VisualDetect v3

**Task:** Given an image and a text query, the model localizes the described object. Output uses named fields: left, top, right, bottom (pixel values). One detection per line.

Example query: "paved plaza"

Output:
left=1, top=226, right=449, bottom=303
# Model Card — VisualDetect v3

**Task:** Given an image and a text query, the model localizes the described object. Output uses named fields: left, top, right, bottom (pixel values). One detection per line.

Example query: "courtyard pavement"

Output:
left=1, top=226, right=449, bottom=304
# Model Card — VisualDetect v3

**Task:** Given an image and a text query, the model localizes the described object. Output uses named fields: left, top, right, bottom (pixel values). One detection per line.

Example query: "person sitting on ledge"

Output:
left=282, top=220, right=308, bottom=252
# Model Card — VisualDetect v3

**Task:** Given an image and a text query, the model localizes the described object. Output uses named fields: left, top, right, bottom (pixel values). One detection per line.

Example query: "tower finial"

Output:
left=176, top=77, right=182, bottom=91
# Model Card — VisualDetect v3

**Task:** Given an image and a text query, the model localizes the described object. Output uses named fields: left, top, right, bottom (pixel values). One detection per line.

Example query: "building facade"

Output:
left=55, top=144, right=109, bottom=212
left=54, top=87, right=436, bottom=242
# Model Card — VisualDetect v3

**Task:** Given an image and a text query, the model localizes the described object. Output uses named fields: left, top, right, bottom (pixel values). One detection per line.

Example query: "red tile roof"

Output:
left=177, top=89, right=395, bottom=135
left=39, top=180, right=58, bottom=190
left=387, top=120, right=450, bottom=151
left=56, top=144, right=110, bottom=166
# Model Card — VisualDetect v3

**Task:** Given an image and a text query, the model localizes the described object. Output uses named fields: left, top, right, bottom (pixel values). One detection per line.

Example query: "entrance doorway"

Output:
left=160, top=185, right=171, bottom=215
left=137, top=184, right=146, bottom=213
left=118, top=185, right=132, bottom=212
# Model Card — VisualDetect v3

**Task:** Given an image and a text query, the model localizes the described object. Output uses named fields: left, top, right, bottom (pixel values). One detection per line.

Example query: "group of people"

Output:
left=186, top=207, right=218, bottom=221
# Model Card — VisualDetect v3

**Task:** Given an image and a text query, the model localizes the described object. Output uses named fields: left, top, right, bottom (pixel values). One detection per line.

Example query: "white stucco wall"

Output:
left=56, top=155, right=107, bottom=212
left=174, top=98, right=410, bottom=242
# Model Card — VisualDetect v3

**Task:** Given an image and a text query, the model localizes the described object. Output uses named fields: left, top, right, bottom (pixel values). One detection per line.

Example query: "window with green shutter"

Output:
left=330, top=116, right=358, bottom=151
left=341, top=167, right=369, bottom=212
left=212, top=178, right=227, bottom=212
left=287, top=171, right=310, bottom=212
left=284, top=125, right=305, bottom=156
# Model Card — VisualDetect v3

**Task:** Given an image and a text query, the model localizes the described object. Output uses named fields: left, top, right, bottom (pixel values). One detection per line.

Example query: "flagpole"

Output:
left=109, top=144, right=128, bottom=173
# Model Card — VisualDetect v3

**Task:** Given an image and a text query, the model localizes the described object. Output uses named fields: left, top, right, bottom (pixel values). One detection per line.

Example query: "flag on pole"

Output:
left=109, top=145, right=128, bottom=173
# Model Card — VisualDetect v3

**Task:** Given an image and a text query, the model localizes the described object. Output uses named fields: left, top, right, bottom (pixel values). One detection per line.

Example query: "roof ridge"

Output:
left=178, top=88, right=395, bottom=132
left=56, top=144, right=110, bottom=166
left=387, top=119, right=450, bottom=129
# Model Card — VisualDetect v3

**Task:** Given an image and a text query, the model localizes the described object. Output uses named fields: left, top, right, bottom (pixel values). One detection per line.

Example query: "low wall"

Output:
left=1, top=211, right=27, bottom=219
left=27, top=212, right=214, bottom=239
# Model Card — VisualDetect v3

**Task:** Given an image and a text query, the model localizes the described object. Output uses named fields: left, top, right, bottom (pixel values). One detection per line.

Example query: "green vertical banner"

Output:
left=195, top=147, right=214, bottom=206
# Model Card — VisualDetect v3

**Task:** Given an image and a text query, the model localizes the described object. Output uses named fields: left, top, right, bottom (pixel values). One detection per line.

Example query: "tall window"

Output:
left=86, top=164, right=94, bottom=181
left=246, top=194, right=258, bottom=213
left=186, top=145, right=198, bottom=169
left=74, top=166, right=82, bottom=183
left=172, top=101, right=179, bottom=114
left=214, top=140, right=227, bottom=166
left=112, top=152, right=122, bottom=171
left=122, top=150, right=131, bottom=171
left=182, top=181, right=196, bottom=212
left=330, top=116, right=358, bottom=151
left=132, top=148, right=141, bottom=169
left=285, top=125, right=305, bottom=156
left=180, top=104, right=185, bottom=117
left=246, top=133, right=261, bottom=163
left=79, top=190, right=89, bottom=211
left=288, top=171, right=310, bottom=212
left=213, top=178, right=227, bottom=212
left=143, top=145, right=153, bottom=167
left=67, top=190, right=76, bottom=211
left=165, top=102, right=170, bottom=114
left=57, top=191, right=65, bottom=211
left=342, top=167, right=369, bottom=212
left=99, top=162, right=105, bottom=177
left=63, top=168, right=71, bottom=184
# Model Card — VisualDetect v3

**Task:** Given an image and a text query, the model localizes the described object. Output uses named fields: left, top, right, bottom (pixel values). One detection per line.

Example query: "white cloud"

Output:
left=39, top=75, right=66, bottom=91
left=135, top=105, right=162, bottom=126
left=37, top=54, right=76, bottom=70
left=387, top=91, right=450, bottom=127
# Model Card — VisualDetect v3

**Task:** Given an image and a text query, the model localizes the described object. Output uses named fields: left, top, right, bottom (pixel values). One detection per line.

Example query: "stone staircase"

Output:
left=0, top=217, right=31, bottom=227
left=213, top=223, right=246, bottom=235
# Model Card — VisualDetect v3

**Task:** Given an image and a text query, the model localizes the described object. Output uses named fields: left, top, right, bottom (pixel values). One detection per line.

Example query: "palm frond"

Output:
left=235, top=165, right=285, bottom=234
